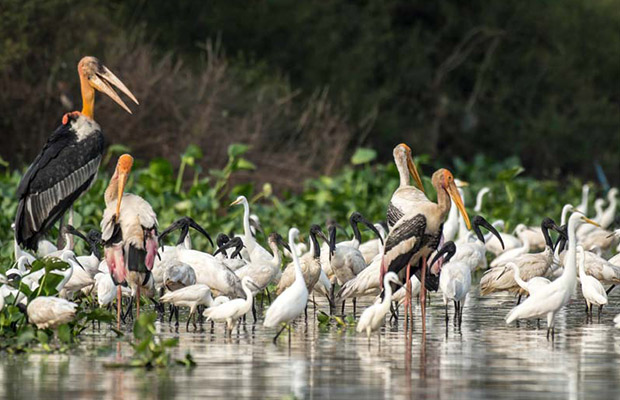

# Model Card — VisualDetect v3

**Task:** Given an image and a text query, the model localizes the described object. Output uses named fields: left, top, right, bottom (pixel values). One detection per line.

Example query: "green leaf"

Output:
left=57, top=324, right=71, bottom=344
left=17, top=326, right=35, bottom=346
left=235, top=158, right=256, bottom=171
left=36, top=330, right=49, bottom=344
left=496, top=166, right=525, bottom=181
left=182, top=144, right=203, bottom=161
left=350, top=148, right=377, bottom=165
left=227, top=143, right=250, bottom=159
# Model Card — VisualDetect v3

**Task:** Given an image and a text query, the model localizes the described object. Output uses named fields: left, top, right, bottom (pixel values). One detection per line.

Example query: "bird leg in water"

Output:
left=186, top=311, right=193, bottom=331
left=273, top=324, right=287, bottom=344
left=405, top=261, right=412, bottom=333
left=606, top=285, right=616, bottom=295
left=252, top=303, right=257, bottom=323
left=420, top=255, right=427, bottom=332
left=353, top=298, right=357, bottom=318
left=516, top=295, right=522, bottom=305
left=341, top=299, right=346, bottom=315
left=136, top=286, right=141, bottom=319
left=116, top=286, right=122, bottom=330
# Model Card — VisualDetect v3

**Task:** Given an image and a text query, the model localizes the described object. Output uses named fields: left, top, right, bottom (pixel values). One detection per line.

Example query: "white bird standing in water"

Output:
left=264, top=227, right=308, bottom=344
left=160, top=284, right=213, bottom=330
left=356, top=272, right=400, bottom=340
left=203, top=276, right=257, bottom=334
left=577, top=245, right=607, bottom=319
left=505, top=211, right=597, bottom=339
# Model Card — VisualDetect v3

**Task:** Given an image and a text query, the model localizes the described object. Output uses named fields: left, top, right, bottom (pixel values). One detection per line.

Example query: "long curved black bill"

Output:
left=473, top=215, right=504, bottom=249
left=430, top=241, right=457, bottom=268
left=360, top=216, right=384, bottom=245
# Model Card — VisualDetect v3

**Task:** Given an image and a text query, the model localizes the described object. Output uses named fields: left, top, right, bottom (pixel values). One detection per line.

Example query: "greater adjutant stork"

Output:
left=101, top=154, right=158, bottom=328
left=381, top=168, right=471, bottom=331
left=14, top=56, right=138, bottom=252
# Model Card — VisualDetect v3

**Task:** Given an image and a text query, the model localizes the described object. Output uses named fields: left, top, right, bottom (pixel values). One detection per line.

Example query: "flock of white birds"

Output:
left=3, top=144, right=620, bottom=344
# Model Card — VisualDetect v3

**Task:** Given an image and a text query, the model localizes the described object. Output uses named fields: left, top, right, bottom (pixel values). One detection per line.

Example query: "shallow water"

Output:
left=1, top=284, right=620, bottom=400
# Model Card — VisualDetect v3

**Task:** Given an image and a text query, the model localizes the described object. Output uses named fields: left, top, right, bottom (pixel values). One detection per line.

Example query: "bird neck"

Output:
left=57, top=258, right=74, bottom=292
left=562, top=219, right=578, bottom=282
left=104, top=173, right=119, bottom=206
left=474, top=189, right=487, bottom=213
left=243, top=282, right=254, bottom=307
left=242, top=200, right=252, bottom=239
left=396, top=155, right=409, bottom=188
left=268, top=241, right=281, bottom=267
left=578, top=252, right=585, bottom=278
left=381, top=278, right=393, bottom=308
left=435, top=187, right=451, bottom=224
left=79, top=74, right=95, bottom=119
left=310, top=233, right=320, bottom=259
left=350, top=221, right=362, bottom=248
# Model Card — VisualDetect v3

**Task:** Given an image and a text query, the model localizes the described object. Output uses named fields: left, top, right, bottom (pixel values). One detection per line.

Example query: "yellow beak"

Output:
left=115, top=172, right=128, bottom=219
left=90, top=65, right=139, bottom=114
left=447, top=181, right=471, bottom=230
left=406, top=154, right=425, bottom=193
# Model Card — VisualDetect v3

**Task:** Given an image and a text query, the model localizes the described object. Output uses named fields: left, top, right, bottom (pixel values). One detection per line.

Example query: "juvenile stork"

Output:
left=381, top=168, right=471, bottom=330
left=14, top=56, right=137, bottom=252
left=101, top=154, right=158, bottom=328
left=386, top=143, right=425, bottom=230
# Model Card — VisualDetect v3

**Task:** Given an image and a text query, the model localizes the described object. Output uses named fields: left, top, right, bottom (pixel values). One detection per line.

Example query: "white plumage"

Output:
left=27, top=297, right=77, bottom=329
left=264, top=228, right=308, bottom=334
left=203, top=277, right=255, bottom=331
left=357, top=272, right=400, bottom=338
left=577, top=246, right=608, bottom=314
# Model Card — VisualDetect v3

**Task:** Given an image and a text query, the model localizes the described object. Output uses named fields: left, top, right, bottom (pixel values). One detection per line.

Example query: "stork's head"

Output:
left=78, top=56, right=138, bottom=117
left=394, top=143, right=424, bottom=192
left=114, top=154, right=134, bottom=219
left=434, top=168, right=471, bottom=230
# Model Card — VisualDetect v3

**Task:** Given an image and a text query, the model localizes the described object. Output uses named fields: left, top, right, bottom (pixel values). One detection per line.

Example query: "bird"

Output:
left=230, top=196, right=272, bottom=262
left=386, top=143, right=425, bottom=230
left=264, top=228, right=308, bottom=344
left=451, top=215, right=504, bottom=271
left=162, top=261, right=196, bottom=292
left=560, top=246, right=620, bottom=294
left=358, top=223, right=387, bottom=264
left=381, top=168, right=471, bottom=330
left=356, top=272, right=401, bottom=340
left=484, top=220, right=526, bottom=256
left=277, top=225, right=329, bottom=295
left=101, top=154, right=158, bottom=327
left=505, top=211, right=597, bottom=339
left=327, top=212, right=382, bottom=314
left=480, top=217, right=565, bottom=303
left=436, top=242, right=470, bottom=326
left=490, top=225, right=530, bottom=268
left=232, top=232, right=289, bottom=297
left=509, top=262, right=550, bottom=297
left=203, top=277, right=257, bottom=334
left=577, top=245, right=607, bottom=319
left=579, top=228, right=620, bottom=257
left=14, top=56, right=137, bottom=251
left=26, top=297, right=78, bottom=329
left=474, top=187, right=491, bottom=213
left=576, top=184, right=590, bottom=215
left=598, top=188, right=618, bottom=229
left=160, top=284, right=213, bottom=330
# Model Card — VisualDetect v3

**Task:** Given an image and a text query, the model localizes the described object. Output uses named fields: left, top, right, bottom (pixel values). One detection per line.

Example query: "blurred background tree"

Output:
left=1, top=0, right=618, bottom=190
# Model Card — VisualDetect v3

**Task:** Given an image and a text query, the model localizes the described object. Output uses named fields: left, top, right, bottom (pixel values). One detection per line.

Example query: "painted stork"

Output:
left=381, top=168, right=471, bottom=331
left=14, top=56, right=137, bottom=252
left=101, top=154, right=158, bottom=328
left=386, top=143, right=425, bottom=230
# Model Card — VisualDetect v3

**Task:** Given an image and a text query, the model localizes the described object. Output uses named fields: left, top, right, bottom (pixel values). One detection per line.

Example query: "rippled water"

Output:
left=2, top=281, right=620, bottom=399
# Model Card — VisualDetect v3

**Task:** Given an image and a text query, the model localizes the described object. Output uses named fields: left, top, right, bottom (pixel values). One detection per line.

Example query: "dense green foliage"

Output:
left=1, top=0, right=618, bottom=184
left=0, top=145, right=591, bottom=267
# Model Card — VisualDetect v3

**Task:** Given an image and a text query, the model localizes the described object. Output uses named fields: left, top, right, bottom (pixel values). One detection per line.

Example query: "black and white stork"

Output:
left=14, top=56, right=138, bottom=252
left=381, top=168, right=471, bottom=333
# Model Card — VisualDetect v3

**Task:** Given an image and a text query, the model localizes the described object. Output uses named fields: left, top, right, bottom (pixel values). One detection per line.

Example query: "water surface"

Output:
left=1, top=284, right=619, bottom=400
